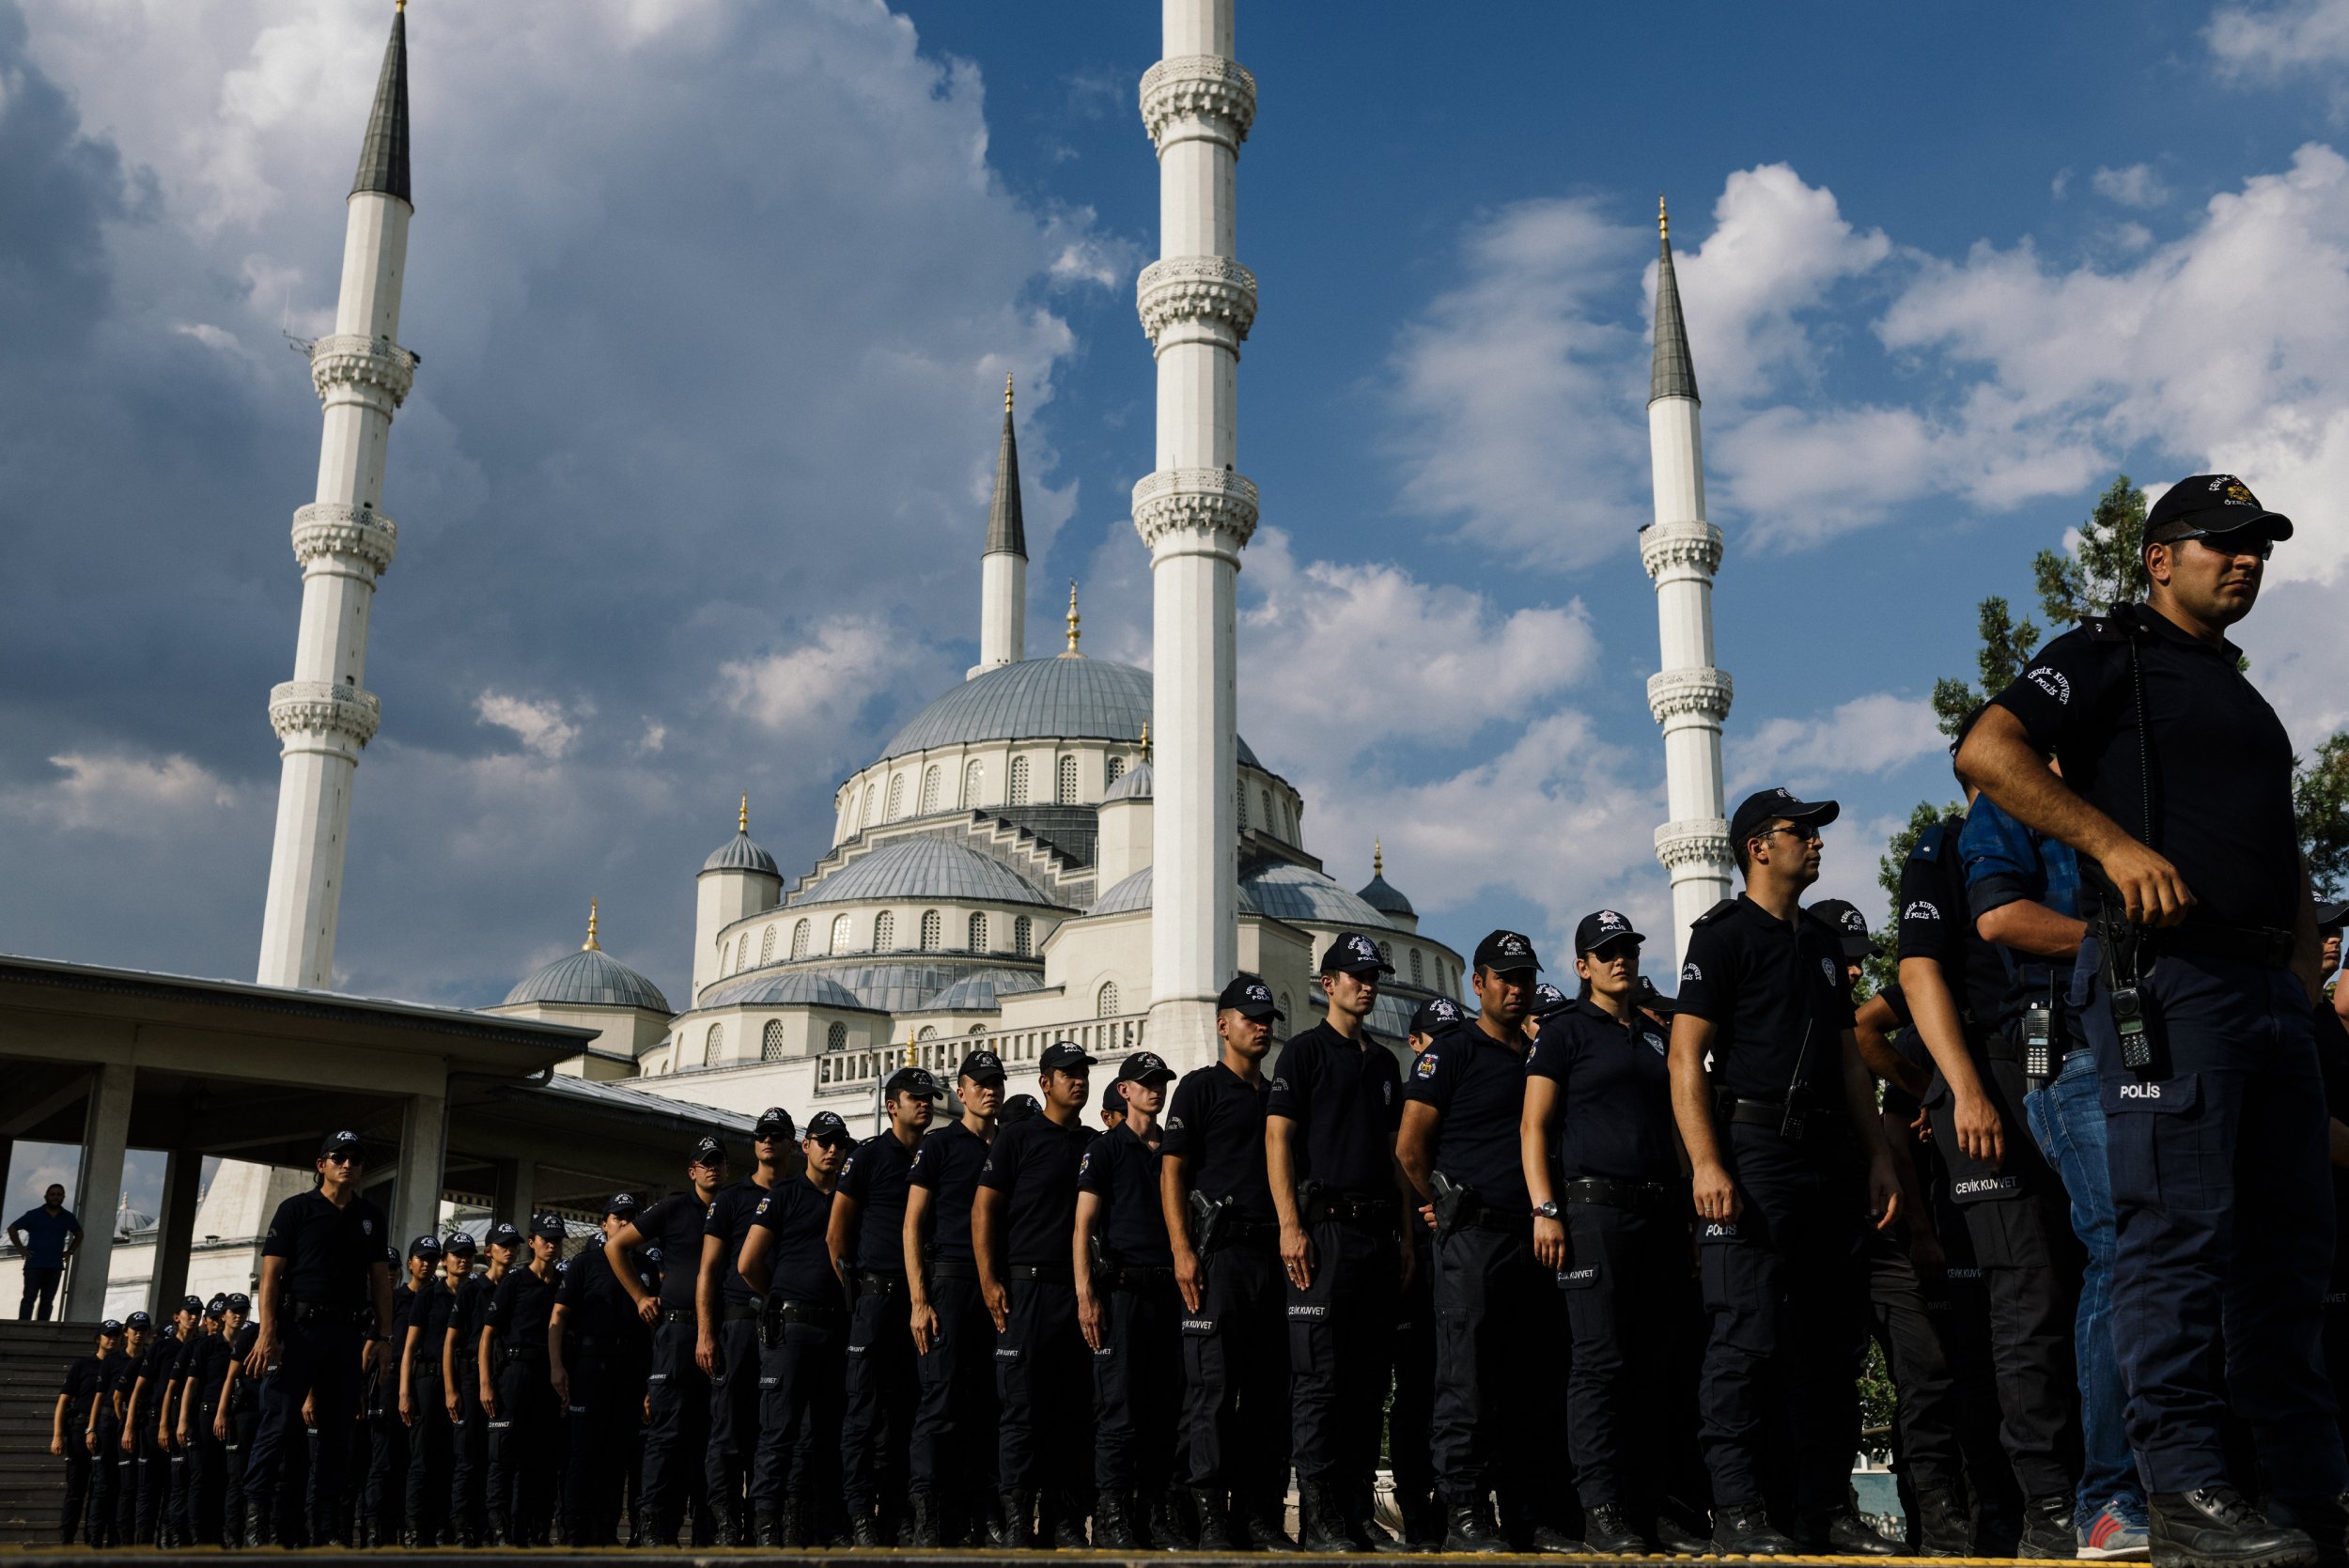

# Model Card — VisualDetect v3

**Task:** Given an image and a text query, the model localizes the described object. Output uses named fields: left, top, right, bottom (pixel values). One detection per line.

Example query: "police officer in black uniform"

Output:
left=181, top=1296, right=232, bottom=1545
left=1164, top=973, right=1295, bottom=1553
left=1076, top=1048, right=1181, bottom=1547
left=54, top=1319, right=114, bottom=1544
left=88, top=1312, right=145, bottom=1548
left=157, top=1294, right=204, bottom=1545
left=551, top=1194, right=639, bottom=1545
left=482, top=1212, right=562, bottom=1545
left=700, top=1108, right=790, bottom=1545
left=1669, top=789, right=1906, bottom=1556
left=1960, top=474, right=2341, bottom=1565
left=831, top=1072, right=938, bottom=1545
left=1268, top=930, right=1414, bottom=1553
left=1397, top=930, right=1579, bottom=1553
left=447, top=1229, right=502, bottom=1545
left=241, top=1129, right=397, bottom=1547
left=906, top=1049, right=1003, bottom=1546
left=400, top=1237, right=462, bottom=1546
left=1389, top=997, right=1463, bottom=1549
left=364, top=1236, right=436, bottom=1544
left=213, top=1296, right=258, bottom=1546
left=1522, top=909, right=1692, bottom=1555
left=974, top=1040, right=1097, bottom=1547
left=608, top=1132, right=727, bottom=1546
left=739, top=1110, right=854, bottom=1545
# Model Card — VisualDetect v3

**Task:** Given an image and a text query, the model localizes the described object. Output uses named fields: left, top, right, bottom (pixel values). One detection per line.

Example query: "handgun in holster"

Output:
left=1781, top=1021, right=1813, bottom=1141
left=1429, top=1171, right=1474, bottom=1250
left=839, top=1261, right=860, bottom=1311
left=1188, top=1188, right=1230, bottom=1255
left=756, top=1294, right=783, bottom=1351
left=1087, top=1232, right=1107, bottom=1281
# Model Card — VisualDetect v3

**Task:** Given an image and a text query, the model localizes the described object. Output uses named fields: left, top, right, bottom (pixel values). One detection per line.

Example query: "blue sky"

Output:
left=0, top=0, right=2343, bottom=1016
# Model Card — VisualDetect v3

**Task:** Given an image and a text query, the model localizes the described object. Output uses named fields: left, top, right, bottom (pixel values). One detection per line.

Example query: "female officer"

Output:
left=1520, top=910, right=1690, bottom=1556
left=402, top=1235, right=468, bottom=1544
left=481, top=1215, right=562, bottom=1545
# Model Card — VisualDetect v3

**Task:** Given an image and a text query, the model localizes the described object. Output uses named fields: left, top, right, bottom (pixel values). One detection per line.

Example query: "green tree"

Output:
left=1929, top=597, right=2041, bottom=738
left=1862, top=800, right=1960, bottom=997
left=2299, top=734, right=2349, bottom=900
left=2031, top=473, right=2149, bottom=625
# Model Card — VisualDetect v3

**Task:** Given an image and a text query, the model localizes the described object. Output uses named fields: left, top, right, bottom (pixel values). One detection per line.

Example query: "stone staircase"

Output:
left=0, top=1320, right=88, bottom=1545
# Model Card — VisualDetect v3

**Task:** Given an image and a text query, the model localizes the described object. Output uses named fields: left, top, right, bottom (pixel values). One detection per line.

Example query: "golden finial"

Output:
left=1139, top=721, right=1150, bottom=759
left=583, top=898, right=601, bottom=952
left=906, top=1029, right=917, bottom=1068
left=738, top=793, right=749, bottom=834
left=1062, top=579, right=1081, bottom=656
left=1004, top=372, right=1015, bottom=413
left=396, top=0, right=406, bottom=11
left=1658, top=194, right=1669, bottom=242
left=1374, top=839, right=1384, bottom=877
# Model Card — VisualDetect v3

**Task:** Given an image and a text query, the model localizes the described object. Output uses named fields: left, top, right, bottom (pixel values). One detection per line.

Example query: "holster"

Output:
left=1429, top=1172, right=1475, bottom=1250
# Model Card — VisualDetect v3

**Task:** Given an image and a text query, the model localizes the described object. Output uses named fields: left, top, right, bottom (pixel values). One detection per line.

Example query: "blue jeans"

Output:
left=2025, top=1047, right=2139, bottom=1522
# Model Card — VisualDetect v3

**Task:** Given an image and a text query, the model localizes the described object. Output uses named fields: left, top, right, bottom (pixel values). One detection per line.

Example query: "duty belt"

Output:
left=286, top=1300, right=370, bottom=1327
left=1003, top=1263, right=1074, bottom=1283
left=765, top=1298, right=844, bottom=1327
left=1202, top=1218, right=1279, bottom=1254
left=1560, top=1176, right=1686, bottom=1214
left=1304, top=1189, right=1397, bottom=1228
left=661, top=1307, right=695, bottom=1323
left=927, top=1258, right=980, bottom=1281
left=852, top=1271, right=905, bottom=1299
left=502, top=1344, right=546, bottom=1363
left=722, top=1301, right=764, bottom=1323
left=2153, top=922, right=2296, bottom=970
left=1102, top=1265, right=1175, bottom=1293
left=1713, top=1090, right=1828, bottom=1137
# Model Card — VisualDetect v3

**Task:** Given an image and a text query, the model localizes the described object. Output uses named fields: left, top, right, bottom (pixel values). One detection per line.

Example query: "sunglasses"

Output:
left=322, top=1153, right=363, bottom=1166
left=1755, top=824, right=1825, bottom=845
left=2166, top=528, right=2275, bottom=560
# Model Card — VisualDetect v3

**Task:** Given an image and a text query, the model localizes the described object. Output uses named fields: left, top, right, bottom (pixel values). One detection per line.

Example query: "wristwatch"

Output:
left=1533, top=1200, right=1561, bottom=1220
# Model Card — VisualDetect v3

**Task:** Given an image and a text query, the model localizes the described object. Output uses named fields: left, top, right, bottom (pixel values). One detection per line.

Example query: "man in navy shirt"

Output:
left=698, top=1107, right=789, bottom=1545
left=905, top=1050, right=1003, bottom=1547
left=11, top=1184, right=83, bottom=1321
left=739, top=1111, right=853, bottom=1547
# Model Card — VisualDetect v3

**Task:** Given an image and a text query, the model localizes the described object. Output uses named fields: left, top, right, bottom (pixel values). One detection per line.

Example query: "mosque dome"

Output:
left=1241, top=862, right=1395, bottom=930
left=1357, top=868, right=1414, bottom=920
left=788, top=838, right=1058, bottom=908
left=504, top=947, right=671, bottom=1012
left=699, top=970, right=869, bottom=1011
left=1091, top=865, right=1264, bottom=918
left=923, top=970, right=1048, bottom=1012
left=703, top=831, right=779, bottom=877
left=1102, top=760, right=1153, bottom=802
left=877, top=659, right=1260, bottom=770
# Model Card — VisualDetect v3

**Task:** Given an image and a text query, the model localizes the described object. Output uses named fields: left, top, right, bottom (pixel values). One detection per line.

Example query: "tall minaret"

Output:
left=256, top=4, right=416, bottom=990
left=970, top=374, right=1028, bottom=679
left=1641, top=196, right=1735, bottom=967
left=1135, top=0, right=1258, bottom=1058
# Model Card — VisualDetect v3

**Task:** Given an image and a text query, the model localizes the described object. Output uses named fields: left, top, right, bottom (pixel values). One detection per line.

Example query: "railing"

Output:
left=816, top=1013, right=1149, bottom=1095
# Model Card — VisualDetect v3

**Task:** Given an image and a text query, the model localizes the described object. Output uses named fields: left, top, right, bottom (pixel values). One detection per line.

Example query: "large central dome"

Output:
left=877, top=658, right=1261, bottom=768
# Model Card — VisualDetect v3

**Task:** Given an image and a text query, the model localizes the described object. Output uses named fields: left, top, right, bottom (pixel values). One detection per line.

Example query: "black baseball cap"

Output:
left=2315, top=899, right=2349, bottom=933
left=407, top=1234, right=443, bottom=1260
left=318, top=1129, right=365, bottom=1160
left=1217, top=973, right=1282, bottom=1019
left=1730, top=786, right=1840, bottom=851
left=958, top=1048, right=1007, bottom=1085
left=1531, top=982, right=1569, bottom=1015
left=1472, top=930, right=1541, bottom=974
left=1100, top=1080, right=1127, bottom=1114
left=604, top=1193, right=639, bottom=1219
left=1409, top=996, right=1465, bottom=1037
left=1318, top=930, right=1394, bottom=976
left=805, top=1111, right=852, bottom=1146
left=753, top=1107, right=794, bottom=1141
left=443, top=1234, right=475, bottom=1258
left=885, top=1066, right=942, bottom=1100
left=1115, top=1049, right=1176, bottom=1086
left=689, top=1134, right=728, bottom=1166
left=1574, top=909, right=1643, bottom=955
left=1039, top=1040, right=1097, bottom=1074
left=529, top=1213, right=566, bottom=1241
left=225, top=1293, right=251, bottom=1312
left=124, top=1312, right=151, bottom=1329
left=487, top=1221, right=522, bottom=1249
left=1000, top=1094, right=1042, bottom=1126
left=1807, top=898, right=1879, bottom=959
left=2146, top=473, right=2294, bottom=545
left=174, top=1294, right=202, bottom=1315
left=205, top=1295, right=228, bottom=1317
left=100, top=1318, right=122, bottom=1336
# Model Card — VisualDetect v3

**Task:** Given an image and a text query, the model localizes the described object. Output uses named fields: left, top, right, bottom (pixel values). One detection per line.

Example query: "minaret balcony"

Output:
left=1639, top=520, right=1724, bottom=579
left=308, top=333, right=416, bottom=407
left=1645, top=666, right=1734, bottom=724
left=1137, top=256, right=1257, bottom=349
left=1655, top=818, right=1733, bottom=870
left=290, top=502, right=399, bottom=574
left=1140, top=54, right=1256, bottom=149
left=1132, top=468, right=1259, bottom=553
left=269, top=680, right=382, bottom=746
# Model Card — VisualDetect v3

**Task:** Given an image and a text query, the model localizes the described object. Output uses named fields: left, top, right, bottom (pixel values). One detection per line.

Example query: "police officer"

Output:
left=1163, top=973, right=1295, bottom=1553
left=362, top=1236, right=436, bottom=1544
left=54, top=1319, right=114, bottom=1544
left=739, top=1110, right=855, bottom=1545
left=213, top=1296, right=258, bottom=1546
left=240, top=1129, right=397, bottom=1547
left=830, top=1071, right=939, bottom=1545
left=1669, top=789, right=1906, bottom=1555
left=1077, top=1049, right=1181, bottom=1548
left=609, top=1134, right=728, bottom=1547
left=156, top=1294, right=204, bottom=1545
left=1101, top=1079, right=1128, bottom=1132
left=906, top=1048, right=1004, bottom=1546
left=1268, top=930, right=1413, bottom=1553
left=699, top=1106, right=790, bottom=1544
left=482, top=1213, right=562, bottom=1545
left=401, top=1236, right=463, bottom=1546
left=973, top=1039, right=1097, bottom=1547
left=1388, top=997, right=1463, bottom=1550
left=1397, top=930, right=1579, bottom=1553
left=1521, top=910, right=1692, bottom=1555
left=1960, top=474, right=2340, bottom=1563
left=88, top=1312, right=146, bottom=1548
left=447, top=1228, right=505, bottom=1545
left=548, top=1195, right=638, bottom=1545
left=179, top=1297, right=231, bottom=1545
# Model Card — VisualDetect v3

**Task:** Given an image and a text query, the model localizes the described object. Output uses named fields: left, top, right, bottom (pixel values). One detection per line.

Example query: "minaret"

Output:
left=970, top=374, right=1028, bottom=679
left=1641, top=196, right=1735, bottom=967
left=256, top=3, right=416, bottom=990
left=1135, top=0, right=1259, bottom=1058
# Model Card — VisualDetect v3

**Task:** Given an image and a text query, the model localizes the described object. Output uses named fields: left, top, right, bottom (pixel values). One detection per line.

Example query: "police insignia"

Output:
left=1820, top=957, right=1837, bottom=986
left=1414, top=1053, right=1439, bottom=1079
left=362, top=1219, right=374, bottom=1235
left=1642, top=1032, right=1665, bottom=1055
left=1680, top=961, right=1702, bottom=983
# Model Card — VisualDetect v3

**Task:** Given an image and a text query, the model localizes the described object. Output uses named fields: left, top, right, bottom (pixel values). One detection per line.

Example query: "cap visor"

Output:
left=1237, top=1003, right=1283, bottom=1020
left=2196, top=508, right=2295, bottom=541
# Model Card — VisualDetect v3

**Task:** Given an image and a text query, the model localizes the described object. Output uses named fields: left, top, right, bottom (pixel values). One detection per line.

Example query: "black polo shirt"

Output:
left=192, top=1330, right=234, bottom=1400
left=630, top=1193, right=708, bottom=1312
left=486, top=1265, right=556, bottom=1352
left=1526, top=998, right=1678, bottom=1183
left=1896, top=816, right=2010, bottom=1029
left=1163, top=1061, right=1276, bottom=1223
left=450, top=1273, right=494, bottom=1359
left=908, top=1119, right=990, bottom=1265
left=1267, top=1021, right=1403, bottom=1197
left=838, top=1130, right=922, bottom=1273
left=260, top=1188, right=389, bottom=1306
left=106, top=1348, right=141, bottom=1409
left=411, top=1281, right=458, bottom=1372
left=1403, top=1023, right=1533, bottom=1213
left=61, top=1354, right=103, bottom=1422
left=979, top=1113, right=1088, bottom=1268
left=702, top=1176, right=779, bottom=1308
left=1991, top=602, right=2299, bottom=934
left=747, top=1175, right=842, bottom=1306
left=1675, top=894, right=1856, bottom=1101
left=554, top=1241, right=630, bottom=1342
left=1076, top=1122, right=1170, bottom=1268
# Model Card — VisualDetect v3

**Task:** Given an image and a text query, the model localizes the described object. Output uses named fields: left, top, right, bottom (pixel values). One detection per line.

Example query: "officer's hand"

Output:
left=242, top=1331, right=273, bottom=1380
left=1419, top=1202, right=1437, bottom=1232
left=1691, top=1161, right=1742, bottom=1225
left=213, top=1410, right=228, bottom=1441
left=642, top=1395, right=652, bottom=1426
left=1910, top=1106, right=1932, bottom=1142
left=551, top=1367, right=569, bottom=1405
left=50, top=1436, right=63, bottom=1457
left=2102, top=839, right=2195, bottom=928
left=479, top=1383, right=498, bottom=1421
left=983, top=1280, right=1009, bottom=1333
left=636, top=1296, right=661, bottom=1327
left=910, top=1301, right=939, bottom=1356
left=694, top=1330, right=718, bottom=1377
left=1077, top=1287, right=1104, bottom=1353
left=1532, top=1215, right=1567, bottom=1272
left=1173, top=1245, right=1204, bottom=1315
left=1280, top=1221, right=1315, bottom=1293
left=398, top=1389, right=414, bottom=1427
left=1397, top=1231, right=1416, bottom=1293
left=445, top=1391, right=461, bottom=1423
left=1953, top=1091, right=2004, bottom=1169
left=119, top=1430, right=133, bottom=1454
left=1866, top=1155, right=1904, bottom=1233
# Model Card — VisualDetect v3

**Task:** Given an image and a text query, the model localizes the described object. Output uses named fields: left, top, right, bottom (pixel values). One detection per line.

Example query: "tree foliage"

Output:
left=1862, top=800, right=1960, bottom=997
left=2031, top=473, right=2149, bottom=626
left=2300, top=734, right=2349, bottom=900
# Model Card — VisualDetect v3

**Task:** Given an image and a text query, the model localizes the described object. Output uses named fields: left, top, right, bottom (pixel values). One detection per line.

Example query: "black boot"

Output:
left=1299, top=1478, right=1353, bottom=1553
left=2150, top=1488, right=2317, bottom=1568
left=1914, top=1485, right=1974, bottom=1558
left=906, top=1491, right=941, bottom=1548
left=1194, top=1488, right=1244, bottom=1554
left=1444, top=1493, right=1503, bottom=1552
left=996, top=1488, right=1035, bottom=1550
left=1091, top=1489, right=1139, bottom=1549
left=1584, top=1502, right=1650, bottom=1555
left=1807, top=1507, right=1902, bottom=1556
left=1151, top=1487, right=1191, bottom=1552
left=1246, top=1498, right=1301, bottom=1552
left=2022, top=1492, right=2080, bottom=1559
left=245, top=1498, right=275, bottom=1549
left=851, top=1507, right=886, bottom=1548
left=1050, top=1488, right=1091, bottom=1550
left=1713, top=1505, right=1800, bottom=1555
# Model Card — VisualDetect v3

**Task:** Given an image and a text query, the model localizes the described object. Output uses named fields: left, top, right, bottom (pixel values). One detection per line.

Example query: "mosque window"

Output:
left=826, top=1022, right=847, bottom=1053
left=737, top=933, right=751, bottom=970
left=920, top=909, right=941, bottom=951
left=1378, top=941, right=1392, bottom=965
left=921, top=767, right=941, bottom=815
left=1056, top=755, right=1078, bottom=804
left=969, top=911, right=988, bottom=952
left=1237, top=784, right=1249, bottom=831
left=1281, top=991, right=1294, bottom=1020
left=703, top=1024, right=723, bottom=1066
left=761, top=1019, right=786, bottom=1062
left=758, top=925, right=776, bottom=966
left=863, top=783, right=877, bottom=828
left=1009, top=755, right=1030, bottom=806
left=830, top=914, right=850, bottom=955
left=1261, top=789, right=1274, bottom=837
left=874, top=911, right=895, bottom=951
left=1013, top=916, right=1034, bottom=957
left=1097, top=981, right=1120, bottom=1017
left=963, top=759, right=982, bottom=809
left=1107, top=756, right=1125, bottom=787
left=917, top=1025, right=938, bottom=1042
left=1410, top=948, right=1424, bottom=986
left=791, top=920, right=810, bottom=960
left=886, top=773, right=906, bottom=820
left=970, top=1023, right=988, bottom=1035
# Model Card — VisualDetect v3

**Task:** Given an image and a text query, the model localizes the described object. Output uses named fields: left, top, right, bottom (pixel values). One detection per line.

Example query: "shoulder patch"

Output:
left=1413, top=1052, right=1440, bottom=1079
left=1690, top=898, right=1738, bottom=927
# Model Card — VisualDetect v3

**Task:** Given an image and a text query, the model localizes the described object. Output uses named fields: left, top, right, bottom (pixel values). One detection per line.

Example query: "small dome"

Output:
left=699, top=970, right=871, bottom=1011
left=1102, top=760, right=1154, bottom=802
left=877, top=658, right=1260, bottom=769
left=788, top=837, right=1056, bottom=908
left=1357, top=870, right=1415, bottom=919
left=1091, top=865, right=1262, bottom=918
left=505, top=947, right=672, bottom=1012
left=703, top=831, right=780, bottom=877
left=1242, top=862, right=1394, bottom=930
left=922, top=970, right=1048, bottom=1013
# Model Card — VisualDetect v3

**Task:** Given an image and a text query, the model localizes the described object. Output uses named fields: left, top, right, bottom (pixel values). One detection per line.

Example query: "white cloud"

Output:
left=2209, top=0, right=2349, bottom=81
left=2092, top=163, right=2170, bottom=209
left=720, top=616, right=953, bottom=745
left=1727, top=692, right=1946, bottom=797
left=474, top=691, right=581, bottom=760
left=6, top=752, right=239, bottom=834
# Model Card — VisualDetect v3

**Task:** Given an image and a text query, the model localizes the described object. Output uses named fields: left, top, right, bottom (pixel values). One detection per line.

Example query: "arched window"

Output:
left=758, top=924, right=776, bottom=966
left=1237, top=783, right=1250, bottom=831
left=917, top=1025, right=938, bottom=1041
left=886, top=773, right=906, bottom=820
left=791, top=920, right=810, bottom=960
left=970, top=1023, right=988, bottom=1035
left=826, top=1021, right=847, bottom=1052
left=963, top=759, right=982, bottom=809
left=830, top=914, right=851, bottom=954
left=703, top=1023, right=723, bottom=1066
left=1056, top=754, right=1078, bottom=804
left=1378, top=940, right=1392, bottom=965
left=761, top=1019, right=786, bottom=1062
left=1281, top=991, right=1294, bottom=1021
left=1097, top=980, right=1120, bottom=1017
left=920, top=767, right=941, bottom=815
left=1410, top=948, right=1424, bottom=986
left=968, top=911, right=988, bottom=952
left=874, top=910, right=895, bottom=951
left=863, top=783, right=877, bottom=827
left=920, top=909, right=941, bottom=951
left=736, top=933, right=751, bottom=970
left=1107, top=755, right=1125, bottom=786
left=1009, top=755, right=1030, bottom=805
left=1260, top=789, right=1273, bottom=836
left=1013, top=916, right=1034, bottom=957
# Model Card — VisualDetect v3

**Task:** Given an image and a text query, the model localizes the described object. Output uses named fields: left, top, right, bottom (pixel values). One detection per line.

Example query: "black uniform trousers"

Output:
left=190, top=1398, right=227, bottom=1544
left=994, top=1275, right=1085, bottom=1506
left=222, top=1393, right=258, bottom=1545
left=749, top=1313, right=847, bottom=1532
left=487, top=1346, right=557, bottom=1545
left=448, top=1351, right=488, bottom=1543
left=404, top=1364, right=450, bottom=1545
left=1863, top=1227, right=1968, bottom=1498
left=86, top=1408, right=122, bottom=1546
left=559, top=1339, right=630, bottom=1545
left=910, top=1270, right=1000, bottom=1526
left=1430, top=1218, right=1566, bottom=1516
left=59, top=1424, right=91, bottom=1544
left=1180, top=1242, right=1291, bottom=1511
left=1288, top=1212, right=1400, bottom=1497
left=703, top=1312, right=762, bottom=1534
left=362, top=1365, right=407, bottom=1540
left=130, top=1413, right=163, bottom=1542
left=163, top=1423, right=192, bottom=1544
left=637, top=1314, right=708, bottom=1544
left=1561, top=1198, right=1689, bottom=1511
left=1696, top=1122, right=1866, bottom=1520
left=1093, top=1272, right=1180, bottom=1498
left=243, top=1317, right=365, bottom=1544
left=1389, top=1229, right=1437, bottom=1526
left=842, top=1278, right=917, bottom=1530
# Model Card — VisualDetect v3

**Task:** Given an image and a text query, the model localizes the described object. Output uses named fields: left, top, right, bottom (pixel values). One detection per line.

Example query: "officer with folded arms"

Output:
left=905, top=1049, right=1004, bottom=1546
left=606, top=1132, right=728, bottom=1546
left=1163, top=974, right=1296, bottom=1553
left=739, top=1110, right=854, bottom=1546
left=1268, top=930, right=1415, bottom=1553
left=1669, top=788, right=1906, bottom=1556
left=828, top=1072, right=938, bottom=1546
left=699, top=1107, right=791, bottom=1545
left=1960, top=474, right=2342, bottom=1566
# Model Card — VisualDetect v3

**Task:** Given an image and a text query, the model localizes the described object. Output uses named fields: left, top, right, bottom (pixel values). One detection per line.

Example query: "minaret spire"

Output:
left=970, top=375, right=1029, bottom=677
left=1061, top=579, right=1082, bottom=656
left=1641, top=193, right=1734, bottom=968
left=256, top=3, right=417, bottom=989
left=583, top=898, right=601, bottom=952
